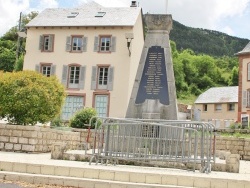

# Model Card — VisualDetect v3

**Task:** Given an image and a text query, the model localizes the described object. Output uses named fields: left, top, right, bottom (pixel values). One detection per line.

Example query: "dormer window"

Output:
left=67, top=12, right=79, bottom=18
left=95, top=12, right=106, bottom=17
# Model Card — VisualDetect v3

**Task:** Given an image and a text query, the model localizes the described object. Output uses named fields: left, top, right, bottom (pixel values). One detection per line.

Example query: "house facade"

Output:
left=236, top=42, right=250, bottom=123
left=23, top=2, right=144, bottom=120
left=194, top=86, right=238, bottom=128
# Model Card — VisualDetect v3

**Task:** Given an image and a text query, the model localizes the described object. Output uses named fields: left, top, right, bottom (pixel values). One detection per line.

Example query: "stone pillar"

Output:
left=226, top=154, right=240, bottom=173
left=51, top=142, right=67, bottom=160
left=126, top=14, right=178, bottom=120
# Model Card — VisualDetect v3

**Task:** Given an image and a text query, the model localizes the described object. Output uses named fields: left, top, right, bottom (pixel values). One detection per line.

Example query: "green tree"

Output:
left=0, top=47, right=16, bottom=72
left=228, top=66, right=239, bottom=86
left=14, top=54, right=24, bottom=71
left=0, top=71, right=65, bottom=125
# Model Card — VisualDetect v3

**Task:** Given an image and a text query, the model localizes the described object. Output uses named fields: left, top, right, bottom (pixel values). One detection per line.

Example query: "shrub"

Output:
left=69, top=108, right=98, bottom=129
left=50, top=116, right=63, bottom=127
left=230, top=122, right=241, bottom=129
left=0, top=71, right=65, bottom=125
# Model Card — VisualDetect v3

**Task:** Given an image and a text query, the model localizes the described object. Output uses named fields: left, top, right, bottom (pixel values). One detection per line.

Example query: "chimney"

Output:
left=130, top=1, right=137, bottom=7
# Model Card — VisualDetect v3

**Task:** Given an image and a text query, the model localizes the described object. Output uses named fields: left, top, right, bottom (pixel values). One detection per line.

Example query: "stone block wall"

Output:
left=0, top=124, right=92, bottom=153
left=216, top=136, right=250, bottom=160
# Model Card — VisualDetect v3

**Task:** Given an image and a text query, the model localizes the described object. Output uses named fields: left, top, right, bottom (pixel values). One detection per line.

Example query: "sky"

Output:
left=0, top=0, right=250, bottom=40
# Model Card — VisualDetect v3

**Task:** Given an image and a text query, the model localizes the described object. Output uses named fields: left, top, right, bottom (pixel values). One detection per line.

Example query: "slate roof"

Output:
left=26, top=1, right=141, bottom=27
left=195, top=86, right=238, bottom=104
left=236, top=42, right=250, bottom=55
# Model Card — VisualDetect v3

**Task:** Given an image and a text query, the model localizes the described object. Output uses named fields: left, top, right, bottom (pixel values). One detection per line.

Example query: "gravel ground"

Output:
left=0, top=180, right=76, bottom=188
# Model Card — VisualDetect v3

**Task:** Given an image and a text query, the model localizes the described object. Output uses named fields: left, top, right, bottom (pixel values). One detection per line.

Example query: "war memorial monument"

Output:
left=126, top=12, right=178, bottom=120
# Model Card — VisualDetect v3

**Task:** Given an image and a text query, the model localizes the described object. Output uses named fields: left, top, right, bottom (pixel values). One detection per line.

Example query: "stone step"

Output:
left=0, top=171, right=189, bottom=188
left=1, top=159, right=250, bottom=188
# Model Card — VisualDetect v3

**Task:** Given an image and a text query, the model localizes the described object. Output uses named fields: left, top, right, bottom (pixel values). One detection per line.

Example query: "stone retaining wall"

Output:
left=1, top=123, right=250, bottom=161
left=0, top=124, right=93, bottom=153
left=216, top=136, right=250, bottom=160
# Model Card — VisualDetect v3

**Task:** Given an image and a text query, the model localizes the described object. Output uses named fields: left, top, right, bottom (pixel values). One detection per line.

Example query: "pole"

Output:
left=16, top=12, right=22, bottom=62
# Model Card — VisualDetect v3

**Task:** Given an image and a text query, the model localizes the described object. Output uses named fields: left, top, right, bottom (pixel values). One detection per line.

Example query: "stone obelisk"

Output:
left=126, top=13, right=178, bottom=120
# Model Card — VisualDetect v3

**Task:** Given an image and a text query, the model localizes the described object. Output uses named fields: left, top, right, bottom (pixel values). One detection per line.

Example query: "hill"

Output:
left=170, top=20, right=249, bottom=57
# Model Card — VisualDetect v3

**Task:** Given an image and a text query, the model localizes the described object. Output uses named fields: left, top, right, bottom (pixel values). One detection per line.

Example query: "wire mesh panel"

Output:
left=88, top=117, right=215, bottom=173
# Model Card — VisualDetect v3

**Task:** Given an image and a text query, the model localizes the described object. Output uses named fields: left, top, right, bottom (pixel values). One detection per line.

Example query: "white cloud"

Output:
left=37, top=0, right=59, bottom=10
left=221, top=26, right=235, bottom=36
left=77, top=0, right=128, bottom=7
left=168, top=0, right=250, bottom=31
left=0, top=0, right=30, bottom=36
left=0, top=0, right=59, bottom=37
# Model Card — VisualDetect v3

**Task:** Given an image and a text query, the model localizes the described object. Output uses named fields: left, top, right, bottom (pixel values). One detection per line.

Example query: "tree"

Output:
left=14, top=55, right=24, bottom=71
left=0, top=47, right=16, bottom=72
left=0, top=71, right=65, bottom=125
left=228, top=66, right=239, bottom=86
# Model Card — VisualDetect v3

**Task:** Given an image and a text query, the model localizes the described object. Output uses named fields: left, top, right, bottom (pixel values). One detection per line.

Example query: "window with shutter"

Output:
left=68, top=66, right=80, bottom=88
left=41, top=63, right=53, bottom=77
left=95, top=35, right=115, bottom=53
left=39, top=34, right=54, bottom=52
left=94, top=66, right=114, bottom=91
left=66, top=35, right=87, bottom=53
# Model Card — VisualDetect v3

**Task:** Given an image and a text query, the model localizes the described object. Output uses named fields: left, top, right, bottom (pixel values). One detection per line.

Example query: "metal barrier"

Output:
left=88, top=117, right=216, bottom=173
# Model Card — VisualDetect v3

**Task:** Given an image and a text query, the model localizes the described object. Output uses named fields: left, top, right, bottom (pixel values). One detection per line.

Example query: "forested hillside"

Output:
left=170, top=20, right=249, bottom=57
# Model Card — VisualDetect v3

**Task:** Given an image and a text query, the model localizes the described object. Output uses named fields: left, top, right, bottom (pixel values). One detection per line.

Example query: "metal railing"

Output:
left=88, top=117, right=216, bottom=173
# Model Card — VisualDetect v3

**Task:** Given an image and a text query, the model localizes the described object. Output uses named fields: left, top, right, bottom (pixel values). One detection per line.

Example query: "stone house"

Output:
left=23, top=1, right=144, bottom=120
left=236, top=42, right=250, bottom=124
left=194, top=86, right=238, bottom=128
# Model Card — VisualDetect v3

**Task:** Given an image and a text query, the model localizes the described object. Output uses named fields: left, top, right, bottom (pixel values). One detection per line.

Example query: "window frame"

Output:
left=93, top=92, right=110, bottom=117
left=41, top=63, right=52, bottom=77
left=68, top=65, right=81, bottom=89
left=215, top=103, right=222, bottom=111
left=228, top=103, right=235, bottom=111
left=71, top=35, right=83, bottom=52
left=61, top=94, right=85, bottom=121
left=99, top=35, right=111, bottom=52
left=97, top=66, right=109, bottom=90
left=203, top=104, right=208, bottom=112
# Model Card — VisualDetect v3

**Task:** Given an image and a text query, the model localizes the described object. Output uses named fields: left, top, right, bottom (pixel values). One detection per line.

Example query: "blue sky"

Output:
left=0, top=0, right=250, bottom=40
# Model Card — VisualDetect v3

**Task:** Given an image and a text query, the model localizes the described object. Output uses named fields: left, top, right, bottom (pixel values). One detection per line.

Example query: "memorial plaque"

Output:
left=135, top=46, right=169, bottom=105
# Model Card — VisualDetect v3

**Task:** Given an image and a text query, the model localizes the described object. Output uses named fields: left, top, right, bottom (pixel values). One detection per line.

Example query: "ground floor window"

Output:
left=61, top=95, right=84, bottom=120
left=94, top=95, right=109, bottom=117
